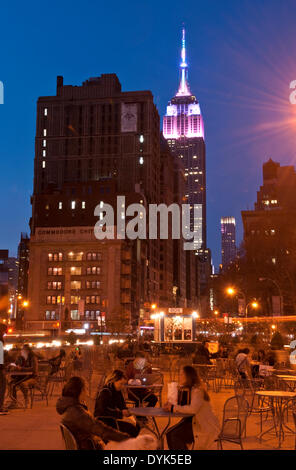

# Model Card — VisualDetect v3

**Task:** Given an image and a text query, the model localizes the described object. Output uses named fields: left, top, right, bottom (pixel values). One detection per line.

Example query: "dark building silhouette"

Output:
left=242, top=159, right=296, bottom=314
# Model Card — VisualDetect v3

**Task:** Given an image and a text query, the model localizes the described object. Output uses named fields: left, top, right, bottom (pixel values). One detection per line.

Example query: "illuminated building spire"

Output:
left=176, top=27, right=191, bottom=96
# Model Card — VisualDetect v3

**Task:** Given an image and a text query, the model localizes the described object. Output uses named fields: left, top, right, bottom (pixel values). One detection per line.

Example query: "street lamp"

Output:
left=226, top=287, right=236, bottom=296
left=245, top=300, right=259, bottom=334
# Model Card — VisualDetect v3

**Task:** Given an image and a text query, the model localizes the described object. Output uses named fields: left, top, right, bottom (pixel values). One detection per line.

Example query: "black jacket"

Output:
left=94, top=383, right=127, bottom=419
left=56, top=396, right=129, bottom=450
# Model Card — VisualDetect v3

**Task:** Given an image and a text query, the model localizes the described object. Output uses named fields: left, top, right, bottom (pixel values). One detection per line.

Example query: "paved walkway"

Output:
left=0, top=389, right=295, bottom=450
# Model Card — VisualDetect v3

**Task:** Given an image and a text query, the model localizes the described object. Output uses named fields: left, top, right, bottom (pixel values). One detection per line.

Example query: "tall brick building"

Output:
left=27, top=74, right=187, bottom=332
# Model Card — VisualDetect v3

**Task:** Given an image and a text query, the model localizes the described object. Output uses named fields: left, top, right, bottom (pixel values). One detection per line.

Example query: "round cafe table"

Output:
left=256, top=390, right=296, bottom=448
left=276, top=375, right=296, bottom=392
left=129, top=407, right=194, bottom=449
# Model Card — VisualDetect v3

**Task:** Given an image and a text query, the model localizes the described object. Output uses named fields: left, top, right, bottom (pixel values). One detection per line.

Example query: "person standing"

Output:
left=0, top=324, right=8, bottom=414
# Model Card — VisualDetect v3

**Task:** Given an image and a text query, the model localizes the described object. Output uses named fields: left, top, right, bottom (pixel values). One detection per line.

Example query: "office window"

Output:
left=44, top=108, right=48, bottom=116
left=70, top=266, right=82, bottom=276
left=47, top=267, right=63, bottom=276
left=71, top=280, right=81, bottom=290
left=82, top=201, right=86, bottom=209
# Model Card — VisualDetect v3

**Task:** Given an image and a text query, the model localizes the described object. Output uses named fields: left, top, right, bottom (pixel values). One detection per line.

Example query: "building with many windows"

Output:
left=27, top=74, right=188, bottom=331
left=221, top=217, right=236, bottom=270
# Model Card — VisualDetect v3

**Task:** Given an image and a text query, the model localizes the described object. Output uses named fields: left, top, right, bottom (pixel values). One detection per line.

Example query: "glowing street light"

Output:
left=22, top=301, right=29, bottom=308
left=192, top=311, right=199, bottom=319
left=151, top=303, right=157, bottom=310
left=226, top=287, right=236, bottom=296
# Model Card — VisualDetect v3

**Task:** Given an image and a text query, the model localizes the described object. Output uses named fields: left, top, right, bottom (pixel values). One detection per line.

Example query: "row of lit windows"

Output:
left=45, top=310, right=104, bottom=321
left=48, top=266, right=101, bottom=276
left=48, top=252, right=102, bottom=262
left=46, top=295, right=101, bottom=305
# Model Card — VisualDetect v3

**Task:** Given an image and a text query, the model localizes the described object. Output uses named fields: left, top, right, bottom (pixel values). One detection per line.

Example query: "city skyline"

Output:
left=1, top=0, right=296, bottom=268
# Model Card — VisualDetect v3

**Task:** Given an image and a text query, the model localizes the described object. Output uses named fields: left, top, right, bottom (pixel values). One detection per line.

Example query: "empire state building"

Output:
left=163, top=28, right=206, bottom=250
left=163, top=28, right=211, bottom=300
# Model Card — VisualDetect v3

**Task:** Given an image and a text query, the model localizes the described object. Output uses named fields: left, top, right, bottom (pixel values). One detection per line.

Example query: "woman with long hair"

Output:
left=57, top=376, right=129, bottom=449
left=164, top=365, right=220, bottom=450
left=94, top=369, right=140, bottom=437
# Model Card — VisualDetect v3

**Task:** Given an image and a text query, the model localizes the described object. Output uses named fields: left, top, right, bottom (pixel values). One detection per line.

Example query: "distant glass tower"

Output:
left=221, top=217, right=237, bottom=270
left=163, top=28, right=206, bottom=249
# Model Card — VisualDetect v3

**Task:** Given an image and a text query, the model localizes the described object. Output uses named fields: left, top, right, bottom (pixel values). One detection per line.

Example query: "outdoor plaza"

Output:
left=1, top=347, right=296, bottom=451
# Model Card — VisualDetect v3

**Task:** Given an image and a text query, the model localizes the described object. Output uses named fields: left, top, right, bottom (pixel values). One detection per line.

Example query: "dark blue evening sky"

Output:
left=1, top=0, right=296, bottom=267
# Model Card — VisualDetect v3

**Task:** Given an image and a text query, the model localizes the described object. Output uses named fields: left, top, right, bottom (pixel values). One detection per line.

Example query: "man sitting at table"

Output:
left=125, top=352, right=158, bottom=408
left=9, top=344, right=38, bottom=408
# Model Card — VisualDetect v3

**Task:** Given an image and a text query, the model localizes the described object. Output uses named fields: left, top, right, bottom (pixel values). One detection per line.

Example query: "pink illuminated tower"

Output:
left=163, top=27, right=206, bottom=248
left=163, top=28, right=210, bottom=298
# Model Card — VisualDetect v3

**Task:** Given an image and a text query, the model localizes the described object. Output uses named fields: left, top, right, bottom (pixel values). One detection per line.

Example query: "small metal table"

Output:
left=129, top=407, right=194, bottom=449
left=256, top=390, right=296, bottom=448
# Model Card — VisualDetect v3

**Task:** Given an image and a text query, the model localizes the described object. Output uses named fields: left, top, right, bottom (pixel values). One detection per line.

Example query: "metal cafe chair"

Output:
left=60, top=424, right=78, bottom=450
left=217, top=395, right=249, bottom=450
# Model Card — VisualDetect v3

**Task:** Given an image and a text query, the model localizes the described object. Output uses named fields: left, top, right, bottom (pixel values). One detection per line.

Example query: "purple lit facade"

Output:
left=163, top=28, right=210, bottom=299
left=163, top=28, right=206, bottom=249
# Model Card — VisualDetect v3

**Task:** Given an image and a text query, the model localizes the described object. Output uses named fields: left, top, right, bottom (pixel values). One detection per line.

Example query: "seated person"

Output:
left=192, top=342, right=211, bottom=365
left=94, top=370, right=139, bottom=437
left=164, top=366, right=220, bottom=450
left=235, top=348, right=251, bottom=380
left=48, top=348, right=66, bottom=375
left=125, top=352, right=157, bottom=407
left=57, top=376, right=129, bottom=450
left=9, top=344, right=38, bottom=407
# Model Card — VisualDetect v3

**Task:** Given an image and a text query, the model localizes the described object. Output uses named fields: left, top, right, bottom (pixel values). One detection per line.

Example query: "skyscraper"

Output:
left=221, top=217, right=236, bottom=270
left=163, top=28, right=206, bottom=247
left=163, top=28, right=210, bottom=308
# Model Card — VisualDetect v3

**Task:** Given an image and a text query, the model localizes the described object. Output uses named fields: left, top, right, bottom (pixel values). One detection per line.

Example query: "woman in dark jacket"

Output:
left=56, top=376, right=129, bottom=450
left=94, top=370, right=140, bottom=437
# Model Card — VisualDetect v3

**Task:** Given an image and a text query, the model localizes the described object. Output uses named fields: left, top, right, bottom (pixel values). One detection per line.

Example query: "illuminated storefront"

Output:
left=152, top=308, right=199, bottom=342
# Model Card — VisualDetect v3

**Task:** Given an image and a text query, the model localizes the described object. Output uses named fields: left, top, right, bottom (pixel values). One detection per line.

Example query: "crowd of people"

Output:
left=57, top=363, right=220, bottom=450
left=0, top=330, right=292, bottom=449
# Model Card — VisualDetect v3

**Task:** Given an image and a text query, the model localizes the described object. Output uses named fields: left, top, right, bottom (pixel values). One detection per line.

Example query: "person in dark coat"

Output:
left=57, top=376, right=129, bottom=450
left=94, top=369, right=139, bottom=437
left=192, top=342, right=211, bottom=365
